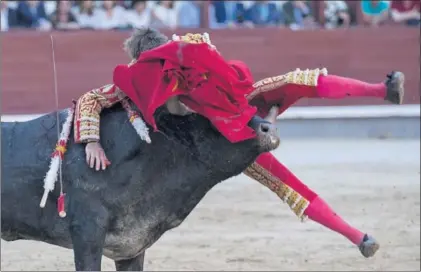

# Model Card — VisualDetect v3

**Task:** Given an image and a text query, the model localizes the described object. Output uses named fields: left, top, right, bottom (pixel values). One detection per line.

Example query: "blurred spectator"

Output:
left=209, top=1, right=287, bottom=28
left=44, top=1, right=57, bottom=17
left=209, top=0, right=237, bottom=29
left=249, top=0, right=284, bottom=27
left=233, top=1, right=254, bottom=28
left=150, top=1, right=178, bottom=29
left=126, top=0, right=152, bottom=28
left=178, top=1, right=201, bottom=28
left=390, top=0, right=420, bottom=26
left=122, top=0, right=134, bottom=9
left=95, top=0, right=128, bottom=30
left=114, top=0, right=130, bottom=9
left=324, top=1, right=350, bottom=29
left=5, top=1, right=19, bottom=10
left=361, top=0, right=390, bottom=27
left=1, top=1, right=18, bottom=31
left=72, top=0, right=101, bottom=29
left=15, top=0, right=52, bottom=30
left=283, top=1, right=315, bottom=30
left=50, top=0, right=80, bottom=30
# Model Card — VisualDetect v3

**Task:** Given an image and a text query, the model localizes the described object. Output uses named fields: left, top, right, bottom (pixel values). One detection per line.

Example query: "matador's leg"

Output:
left=249, top=68, right=405, bottom=116
left=244, top=152, right=379, bottom=258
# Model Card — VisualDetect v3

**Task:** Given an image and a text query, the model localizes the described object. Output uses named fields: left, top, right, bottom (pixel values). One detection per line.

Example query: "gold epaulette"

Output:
left=172, top=32, right=214, bottom=48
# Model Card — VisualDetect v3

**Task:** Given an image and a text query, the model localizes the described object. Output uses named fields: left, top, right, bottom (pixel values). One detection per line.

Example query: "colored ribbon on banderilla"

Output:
left=39, top=35, right=71, bottom=218
left=39, top=105, right=74, bottom=218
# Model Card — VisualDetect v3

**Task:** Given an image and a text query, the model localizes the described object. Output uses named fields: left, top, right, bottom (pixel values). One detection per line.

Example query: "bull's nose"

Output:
left=257, top=122, right=280, bottom=150
left=259, top=123, right=271, bottom=133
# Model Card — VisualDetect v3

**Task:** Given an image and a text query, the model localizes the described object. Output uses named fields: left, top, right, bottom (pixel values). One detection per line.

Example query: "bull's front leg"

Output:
left=114, top=252, right=145, bottom=271
left=68, top=192, right=109, bottom=271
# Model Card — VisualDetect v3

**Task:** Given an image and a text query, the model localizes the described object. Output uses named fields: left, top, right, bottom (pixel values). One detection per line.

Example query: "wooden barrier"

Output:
left=1, top=27, right=419, bottom=114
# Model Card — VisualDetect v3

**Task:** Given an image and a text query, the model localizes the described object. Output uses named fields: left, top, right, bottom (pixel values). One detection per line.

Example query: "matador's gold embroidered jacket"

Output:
left=74, top=84, right=127, bottom=143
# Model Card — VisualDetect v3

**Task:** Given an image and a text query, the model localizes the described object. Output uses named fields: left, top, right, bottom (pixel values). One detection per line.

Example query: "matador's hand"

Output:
left=85, top=142, right=111, bottom=171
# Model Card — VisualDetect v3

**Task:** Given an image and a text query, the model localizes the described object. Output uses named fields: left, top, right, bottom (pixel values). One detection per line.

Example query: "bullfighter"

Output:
left=73, top=28, right=404, bottom=258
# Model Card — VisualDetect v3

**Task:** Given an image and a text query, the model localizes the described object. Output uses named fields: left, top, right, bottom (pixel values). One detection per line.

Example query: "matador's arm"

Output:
left=74, top=84, right=127, bottom=143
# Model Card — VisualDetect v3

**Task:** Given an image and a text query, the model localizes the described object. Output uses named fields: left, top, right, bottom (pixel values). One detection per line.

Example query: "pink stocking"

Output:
left=317, top=74, right=386, bottom=99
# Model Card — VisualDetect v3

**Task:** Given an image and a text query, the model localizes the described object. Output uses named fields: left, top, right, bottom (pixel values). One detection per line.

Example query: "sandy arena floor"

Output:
left=1, top=139, right=420, bottom=271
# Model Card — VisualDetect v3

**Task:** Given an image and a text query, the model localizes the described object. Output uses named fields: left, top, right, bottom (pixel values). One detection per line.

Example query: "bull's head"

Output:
left=165, top=98, right=280, bottom=153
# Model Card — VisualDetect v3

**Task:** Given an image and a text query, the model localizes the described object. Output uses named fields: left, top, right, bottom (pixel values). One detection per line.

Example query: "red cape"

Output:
left=113, top=41, right=257, bottom=143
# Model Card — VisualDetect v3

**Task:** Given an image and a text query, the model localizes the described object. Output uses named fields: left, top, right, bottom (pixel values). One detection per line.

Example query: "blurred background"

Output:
left=1, top=0, right=420, bottom=138
left=1, top=2, right=420, bottom=271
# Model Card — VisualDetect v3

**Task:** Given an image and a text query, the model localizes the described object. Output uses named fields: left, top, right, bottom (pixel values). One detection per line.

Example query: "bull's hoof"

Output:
left=384, top=71, right=404, bottom=104
left=358, top=234, right=380, bottom=258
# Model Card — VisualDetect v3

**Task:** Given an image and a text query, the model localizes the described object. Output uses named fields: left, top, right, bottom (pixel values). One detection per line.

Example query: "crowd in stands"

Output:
left=0, top=0, right=201, bottom=31
left=361, top=0, right=420, bottom=27
left=1, top=0, right=419, bottom=32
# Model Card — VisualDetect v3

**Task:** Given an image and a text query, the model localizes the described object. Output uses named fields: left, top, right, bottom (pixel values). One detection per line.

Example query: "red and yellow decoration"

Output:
left=40, top=104, right=76, bottom=218
left=172, top=32, right=214, bottom=48
left=121, top=98, right=151, bottom=143
left=51, top=140, right=67, bottom=160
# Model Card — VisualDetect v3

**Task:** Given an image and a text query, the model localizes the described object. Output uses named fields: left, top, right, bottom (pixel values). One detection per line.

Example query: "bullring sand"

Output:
left=1, top=139, right=420, bottom=271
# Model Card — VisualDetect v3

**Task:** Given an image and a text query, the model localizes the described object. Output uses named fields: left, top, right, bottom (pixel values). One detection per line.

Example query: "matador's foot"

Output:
left=358, top=234, right=380, bottom=258
left=384, top=71, right=405, bottom=104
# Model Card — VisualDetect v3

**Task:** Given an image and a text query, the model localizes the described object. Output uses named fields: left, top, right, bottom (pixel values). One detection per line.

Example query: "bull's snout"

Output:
left=255, top=121, right=280, bottom=152
left=248, top=105, right=281, bottom=152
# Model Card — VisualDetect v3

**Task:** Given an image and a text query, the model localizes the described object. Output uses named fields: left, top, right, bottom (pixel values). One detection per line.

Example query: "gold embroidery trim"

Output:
left=244, top=162, right=310, bottom=221
left=247, top=68, right=328, bottom=101
left=74, top=84, right=127, bottom=143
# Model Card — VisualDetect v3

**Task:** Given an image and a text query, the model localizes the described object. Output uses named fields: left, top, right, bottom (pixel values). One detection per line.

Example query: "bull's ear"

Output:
left=165, top=97, right=193, bottom=116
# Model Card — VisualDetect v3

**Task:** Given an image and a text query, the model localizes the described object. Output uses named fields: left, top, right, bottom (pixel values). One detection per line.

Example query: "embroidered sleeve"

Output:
left=247, top=68, right=328, bottom=101
left=74, top=84, right=127, bottom=143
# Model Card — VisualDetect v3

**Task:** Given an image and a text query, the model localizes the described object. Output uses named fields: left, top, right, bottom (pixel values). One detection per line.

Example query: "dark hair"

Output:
left=157, top=1, right=174, bottom=9
left=50, top=0, right=77, bottom=28
left=79, top=1, right=94, bottom=16
left=131, top=0, right=147, bottom=9
left=123, top=27, right=169, bottom=60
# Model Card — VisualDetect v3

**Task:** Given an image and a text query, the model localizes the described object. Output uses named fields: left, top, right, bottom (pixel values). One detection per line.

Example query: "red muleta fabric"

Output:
left=113, top=41, right=258, bottom=143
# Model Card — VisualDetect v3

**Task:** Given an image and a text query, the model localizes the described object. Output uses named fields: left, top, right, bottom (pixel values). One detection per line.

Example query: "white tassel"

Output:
left=40, top=157, right=60, bottom=208
left=121, top=98, right=151, bottom=144
left=172, top=34, right=180, bottom=41
left=39, top=107, right=74, bottom=208
left=131, top=116, right=151, bottom=144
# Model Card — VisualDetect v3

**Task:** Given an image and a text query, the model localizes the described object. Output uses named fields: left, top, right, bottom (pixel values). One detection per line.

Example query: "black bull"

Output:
left=1, top=104, right=280, bottom=271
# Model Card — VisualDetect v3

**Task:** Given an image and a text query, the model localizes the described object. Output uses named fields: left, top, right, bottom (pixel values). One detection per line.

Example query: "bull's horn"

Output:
left=264, top=105, right=279, bottom=124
